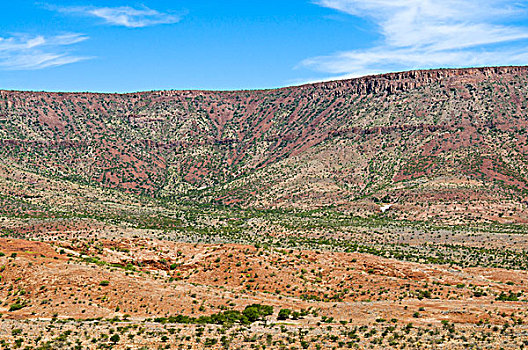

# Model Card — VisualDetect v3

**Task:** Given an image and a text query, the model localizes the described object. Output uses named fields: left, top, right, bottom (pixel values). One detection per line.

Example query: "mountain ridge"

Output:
left=1, top=65, right=528, bottom=223
left=1, top=65, right=526, bottom=95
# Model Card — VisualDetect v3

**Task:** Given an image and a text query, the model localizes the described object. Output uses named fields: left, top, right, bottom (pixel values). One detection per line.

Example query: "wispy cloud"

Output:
left=0, top=34, right=90, bottom=70
left=302, top=0, right=528, bottom=78
left=53, top=5, right=182, bottom=28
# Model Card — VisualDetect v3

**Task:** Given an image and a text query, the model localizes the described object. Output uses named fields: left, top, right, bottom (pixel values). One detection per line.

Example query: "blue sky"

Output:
left=1, top=0, right=528, bottom=92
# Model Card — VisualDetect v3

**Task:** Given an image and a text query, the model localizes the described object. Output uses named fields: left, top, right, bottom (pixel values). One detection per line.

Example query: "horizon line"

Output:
left=1, top=65, right=526, bottom=95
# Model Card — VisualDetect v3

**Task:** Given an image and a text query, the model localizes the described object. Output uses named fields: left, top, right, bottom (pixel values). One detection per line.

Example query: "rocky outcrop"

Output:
left=307, top=66, right=528, bottom=96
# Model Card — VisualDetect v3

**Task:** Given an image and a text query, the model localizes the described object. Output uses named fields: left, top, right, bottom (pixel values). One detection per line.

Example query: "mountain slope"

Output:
left=1, top=66, right=528, bottom=223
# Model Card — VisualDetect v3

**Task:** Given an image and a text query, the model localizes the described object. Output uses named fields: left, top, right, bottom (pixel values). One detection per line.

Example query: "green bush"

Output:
left=154, top=304, right=274, bottom=326
left=496, top=291, right=519, bottom=301
left=110, top=334, right=120, bottom=343
left=243, top=304, right=273, bottom=322
left=9, top=303, right=25, bottom=311
left=278, top=308, right=292, bottom=320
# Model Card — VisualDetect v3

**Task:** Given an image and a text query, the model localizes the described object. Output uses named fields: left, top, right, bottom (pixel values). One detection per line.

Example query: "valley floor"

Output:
left=1, top=232, right=528, bottom=349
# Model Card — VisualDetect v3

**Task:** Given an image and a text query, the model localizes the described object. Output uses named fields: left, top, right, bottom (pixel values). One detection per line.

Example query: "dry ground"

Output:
left=2, top=235, right=528, bottom=349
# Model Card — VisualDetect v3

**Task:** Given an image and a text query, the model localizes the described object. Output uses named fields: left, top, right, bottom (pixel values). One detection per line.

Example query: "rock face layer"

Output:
left=1, top=66, right=528, bottom=221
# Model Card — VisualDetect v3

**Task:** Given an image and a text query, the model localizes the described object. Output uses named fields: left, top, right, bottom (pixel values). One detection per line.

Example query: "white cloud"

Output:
left=303, top=0, right=528, bottom=78
left=55, top=5, right=181, bottom=28
left=0, top=34, right=90, bottom=70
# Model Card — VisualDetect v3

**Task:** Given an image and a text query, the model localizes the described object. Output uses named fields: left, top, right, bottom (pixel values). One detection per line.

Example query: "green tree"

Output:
left=110, top=334, right=120, bottom=344
left=278, top=309, right=292, bottom=320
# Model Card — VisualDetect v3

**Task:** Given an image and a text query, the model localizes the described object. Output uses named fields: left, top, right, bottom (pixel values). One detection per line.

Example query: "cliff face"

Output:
left=301, top=66, right=528, bottom=96
left=1, top=66, right=528, bottom=220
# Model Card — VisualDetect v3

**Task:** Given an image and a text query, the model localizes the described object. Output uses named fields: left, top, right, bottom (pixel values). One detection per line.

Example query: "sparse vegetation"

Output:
left=1, top=67, right=528, bottom=349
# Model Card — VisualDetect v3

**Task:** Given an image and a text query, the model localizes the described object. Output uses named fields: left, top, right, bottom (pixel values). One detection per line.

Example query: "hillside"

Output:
left=1, top=66, right=528, bottom=223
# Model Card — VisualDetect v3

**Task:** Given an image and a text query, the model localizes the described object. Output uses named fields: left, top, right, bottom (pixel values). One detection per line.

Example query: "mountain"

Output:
left=4, top=66, right=528, bottom=349
left=2, top=65, right=528, bottom=223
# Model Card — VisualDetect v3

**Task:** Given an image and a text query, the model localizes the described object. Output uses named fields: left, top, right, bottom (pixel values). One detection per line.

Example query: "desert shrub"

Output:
left=496, top=291, right=520, bottom=301
left=278, top=308, right=292, bottom=320
left=9, top=302, right=26, bottom=311
left=110, top=334, right=120, bottom=343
